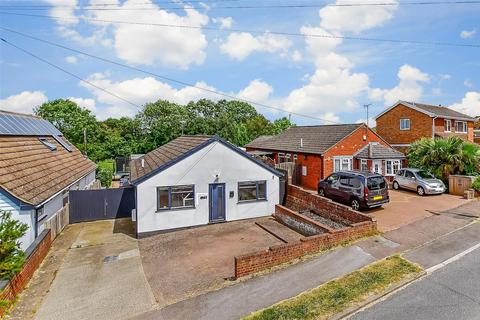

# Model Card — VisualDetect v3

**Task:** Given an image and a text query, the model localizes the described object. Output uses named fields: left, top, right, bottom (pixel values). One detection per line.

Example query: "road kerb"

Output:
left=425, top=241, right=480, bottom=274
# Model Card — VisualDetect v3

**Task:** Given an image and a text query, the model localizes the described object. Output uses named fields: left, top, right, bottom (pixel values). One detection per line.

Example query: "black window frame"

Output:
left=238, top=180, right=267, bottom=203
left=156, top=184, right=195, bottom=211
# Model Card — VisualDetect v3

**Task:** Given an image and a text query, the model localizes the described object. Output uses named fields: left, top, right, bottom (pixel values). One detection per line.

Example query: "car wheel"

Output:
left=318, top=188, right=326, bottom=197
left=351, top=198, right=361, bottom=211
left=417, top=186, right=425, bottom=196
left=393, top=181, right=400, bottom=190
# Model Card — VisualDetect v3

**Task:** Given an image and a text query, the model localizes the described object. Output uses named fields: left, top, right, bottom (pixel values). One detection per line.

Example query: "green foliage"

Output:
left=97, top=168, right=113, bottom=188
left=34, top=98, right=294, bottom=163
left=472, top=176, right=480, bottom=192
left=0, top=211, right=28, bottom=280
left=244, top=256, right=420, bottom=320
left=408, top=136, right=480, bottom=183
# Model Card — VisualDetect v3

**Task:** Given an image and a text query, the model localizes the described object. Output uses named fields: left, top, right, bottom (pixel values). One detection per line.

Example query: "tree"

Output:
left=0, top=211, right=28, bottom=280
left=408, top=136, right=480, bottom=183
left=34, top=99, right=98, bottom=148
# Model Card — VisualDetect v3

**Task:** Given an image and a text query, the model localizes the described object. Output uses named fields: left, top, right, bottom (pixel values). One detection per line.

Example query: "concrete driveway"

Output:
left=33, top=219, right=156, bottom=320
left=368, top=189, right=469, bottom=232
left=138, top=217, right=300, bottom=307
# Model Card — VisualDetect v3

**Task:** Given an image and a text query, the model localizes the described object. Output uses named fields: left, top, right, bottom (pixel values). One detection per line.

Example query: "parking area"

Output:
left=367, top=189, right=469, bottom=232
left=139, top=217, right=302, bottom=307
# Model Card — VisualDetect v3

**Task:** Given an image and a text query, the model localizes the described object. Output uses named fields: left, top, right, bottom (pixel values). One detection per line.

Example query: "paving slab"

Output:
left=131, top=245, right=376, bottom=320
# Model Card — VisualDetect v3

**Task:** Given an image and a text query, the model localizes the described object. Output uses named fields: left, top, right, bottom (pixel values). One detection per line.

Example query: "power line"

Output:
left=0, top=37, right=143, bottom=109
left=1, top=0, right=480, bottom=10
left=0, top=29, right=338, bottom=123
left=1, top=12, right=479, bottom=48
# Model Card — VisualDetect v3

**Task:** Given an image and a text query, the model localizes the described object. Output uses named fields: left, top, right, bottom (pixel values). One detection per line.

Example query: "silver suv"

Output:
left=393, top=168, right=446, bottom=196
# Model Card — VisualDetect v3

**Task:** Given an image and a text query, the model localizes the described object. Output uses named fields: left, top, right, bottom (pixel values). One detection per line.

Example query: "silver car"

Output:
left=393, top=168, right=446, bottom=196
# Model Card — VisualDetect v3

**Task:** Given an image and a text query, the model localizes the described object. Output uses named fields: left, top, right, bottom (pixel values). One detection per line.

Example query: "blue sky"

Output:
left=0, top=0, right=479, bottom=124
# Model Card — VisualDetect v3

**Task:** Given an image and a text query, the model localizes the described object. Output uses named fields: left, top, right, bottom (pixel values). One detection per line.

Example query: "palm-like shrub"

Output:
left=408, top=136, right=480, bottom=183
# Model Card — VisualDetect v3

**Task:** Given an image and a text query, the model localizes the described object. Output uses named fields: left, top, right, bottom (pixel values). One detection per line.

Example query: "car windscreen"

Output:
left=367, top=176, right=386, bottom=190
left=416, top=170, right=435, bottom=179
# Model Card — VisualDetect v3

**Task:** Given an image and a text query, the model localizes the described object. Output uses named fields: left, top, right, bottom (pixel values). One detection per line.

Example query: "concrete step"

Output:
left=256, top=218, right=303, bottom=243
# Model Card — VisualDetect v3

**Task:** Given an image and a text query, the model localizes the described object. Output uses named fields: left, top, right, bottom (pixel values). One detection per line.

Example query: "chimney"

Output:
left=141, top=158, right=145, bottom=168
left=368, top=143, right=374, bottom=159
left=300, top=138, right=304, bottom=148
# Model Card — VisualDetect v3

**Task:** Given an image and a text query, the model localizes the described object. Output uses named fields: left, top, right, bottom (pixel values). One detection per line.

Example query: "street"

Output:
left=350, top=246, right=480, bottom=320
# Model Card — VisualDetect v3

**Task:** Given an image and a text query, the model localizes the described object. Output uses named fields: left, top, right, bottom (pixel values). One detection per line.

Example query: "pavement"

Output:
left=130, top=246, right=376, bottom=320
left=32, top=219, right=156, bottom=320
left=349, top=246, right=480, bottom=320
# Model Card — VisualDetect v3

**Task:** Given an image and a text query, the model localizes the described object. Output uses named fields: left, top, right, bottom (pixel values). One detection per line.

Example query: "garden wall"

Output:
left=234, top=185, right=377, bottom=278
left=0, top=229, right=52, bottom=317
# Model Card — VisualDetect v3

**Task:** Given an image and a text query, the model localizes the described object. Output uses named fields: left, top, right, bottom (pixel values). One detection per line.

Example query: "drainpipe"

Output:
left=432, top=117, right=438, bottom=138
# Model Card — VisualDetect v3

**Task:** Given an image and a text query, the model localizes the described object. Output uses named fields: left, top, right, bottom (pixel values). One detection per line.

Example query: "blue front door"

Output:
left=209, top=183, right=226, bottom=222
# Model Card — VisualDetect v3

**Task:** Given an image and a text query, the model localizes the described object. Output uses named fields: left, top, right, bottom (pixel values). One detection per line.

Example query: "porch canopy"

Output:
left=354, top=142, right=405, bottom=160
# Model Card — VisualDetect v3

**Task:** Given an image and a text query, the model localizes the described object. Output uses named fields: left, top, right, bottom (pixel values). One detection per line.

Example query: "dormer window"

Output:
left=455, top=121, right=467, bottom=134
left=444, top=119, right=451, bottom=132
left=39, top=138, right=57, bottom=151
left=400, top=118, right=410, bottom=131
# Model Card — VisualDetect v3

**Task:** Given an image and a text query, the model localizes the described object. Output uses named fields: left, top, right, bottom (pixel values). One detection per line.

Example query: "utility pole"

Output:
left=363, top=104, right=372, bottom=141
left=83, top=128, right=87, bottom=156
left=363, top=104, right=372, bottom=128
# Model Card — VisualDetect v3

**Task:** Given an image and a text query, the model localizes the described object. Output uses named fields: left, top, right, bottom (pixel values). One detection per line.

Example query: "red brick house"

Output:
left=245, top=123, right=405, bottom=190
left=474, top=119, right=480, bottom=144
left=375, top=101, right=477, bottom=152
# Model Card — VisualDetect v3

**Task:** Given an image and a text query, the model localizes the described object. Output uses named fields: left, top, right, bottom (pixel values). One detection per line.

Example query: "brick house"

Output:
left=245, top=123, right=405, bottom=190
left=475, top=119, right=480, bottom=144
left=375, top=101, right=477, bottom=152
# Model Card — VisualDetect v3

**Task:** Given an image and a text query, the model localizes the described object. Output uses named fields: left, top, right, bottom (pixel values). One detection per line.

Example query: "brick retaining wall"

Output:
left=234, top=185, right=377, bottom=278
left=0, top=229, right=52, bottom=317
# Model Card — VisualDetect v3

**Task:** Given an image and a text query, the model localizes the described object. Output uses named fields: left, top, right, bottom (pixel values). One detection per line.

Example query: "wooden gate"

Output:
left=69, top=187, right=135, bottom=223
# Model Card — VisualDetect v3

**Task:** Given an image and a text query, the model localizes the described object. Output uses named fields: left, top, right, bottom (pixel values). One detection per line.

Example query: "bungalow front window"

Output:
left=360, top=159, right=368, bottom=172
left=444, top=119, right=451, bottom=132
left=334, top=157, right=353, bottom=172
left=455, top=121, right=467, bottom=133
left=157, top=185, right=195, bottom=210
left=238, top=181, right=267, bottom=202
left=278, top=153, right=285, bottom=163
left=385, top=160, right=401, bottom=176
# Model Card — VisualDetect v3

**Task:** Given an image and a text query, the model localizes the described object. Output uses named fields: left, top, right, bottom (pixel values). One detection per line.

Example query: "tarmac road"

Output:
left=349, top=246, right=480, bottom=320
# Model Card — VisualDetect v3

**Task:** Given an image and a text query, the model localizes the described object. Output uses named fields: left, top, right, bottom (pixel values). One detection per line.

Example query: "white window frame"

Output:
left=385, top=159, right=402, bottom=176
left=360, top=159, right=368, bottom=172
left=278, top=152, right=285, bottom=163
left=302, top=165, right=307, bottom=176
left=444, top=119, right=451, bottom=132
left=455, top=121, right=467, bottom=134
left=400, top=118, right=411, bottom=131
left=334, top=157, right=353, bottom=172
left=157, top=185, right=195, bottom=211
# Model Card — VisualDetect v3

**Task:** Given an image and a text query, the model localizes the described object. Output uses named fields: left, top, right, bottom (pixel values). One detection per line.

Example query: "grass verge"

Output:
left=243, top=255, right=421, bottom=320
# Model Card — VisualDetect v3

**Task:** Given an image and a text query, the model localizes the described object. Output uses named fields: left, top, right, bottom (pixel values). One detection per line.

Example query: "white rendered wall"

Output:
left=0, top=191, right=35, bottom=251
left=136, top=141, right=280, bottom=234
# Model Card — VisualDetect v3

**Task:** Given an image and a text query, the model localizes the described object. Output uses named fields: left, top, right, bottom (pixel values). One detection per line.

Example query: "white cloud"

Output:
left=67, top=97, right=97, bottom=112
left=237, top=79, right=273, bottom=103
left=212, top=16, right=233, bottom=29
left=451, top=92, right=480, bottom=117
left=460, top=29, right=476, bottom=39
left=319, top=0, right=398, bottom=34
left=320, top=112, right=341, bottom=124
left=79, top=73, right=274, bottom=119
left=48, top=1, right=209, bottom=69
left=464, top=79, right=473, bottom=88
left=439, top=74, right=451, bottom=80
left=0, top=91, right=48, bottom=114
left=220, top=32, right=292, bottom=61
left=65, top=56, right=78, bottom=64
left=46, top=0, right=79, bottom=25
left=291, top=50, right=302, bottom=62
left=356, top=117, right=377, bottom=128
left=369, top=64, right=430, bottom=106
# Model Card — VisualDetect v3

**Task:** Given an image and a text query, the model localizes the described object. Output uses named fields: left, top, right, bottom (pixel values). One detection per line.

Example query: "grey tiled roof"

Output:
left=130, top=135, right=212, bottom=182
left=402, top=101, right=476, bottom=121
left=354, top=143, right=405, bottom=159
left=245, top=124, right=363, bottom=155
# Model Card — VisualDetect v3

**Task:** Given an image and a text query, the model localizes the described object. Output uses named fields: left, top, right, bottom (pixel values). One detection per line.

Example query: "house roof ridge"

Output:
left=0, top=109, right=41, bottom=119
